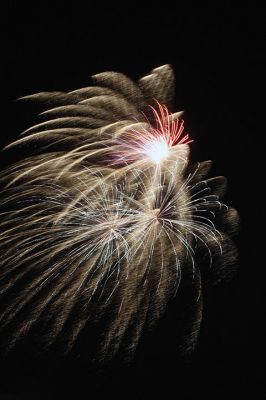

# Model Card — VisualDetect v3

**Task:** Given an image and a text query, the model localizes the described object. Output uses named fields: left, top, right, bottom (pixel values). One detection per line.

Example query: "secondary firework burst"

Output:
left=0, top=65, right=239, bottom=363
left=108, top=102, right=192, bottom=166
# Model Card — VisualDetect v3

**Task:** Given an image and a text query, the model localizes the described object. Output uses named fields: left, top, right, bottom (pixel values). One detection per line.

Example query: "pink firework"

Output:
left=109, top=101, right=193, bottom=166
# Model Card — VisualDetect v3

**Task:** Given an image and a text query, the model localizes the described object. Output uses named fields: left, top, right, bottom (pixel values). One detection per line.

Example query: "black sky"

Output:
left=2, top=2, right=265, bottom=398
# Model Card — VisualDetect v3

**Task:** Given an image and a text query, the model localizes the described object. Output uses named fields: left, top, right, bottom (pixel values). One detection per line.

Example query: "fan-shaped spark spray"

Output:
left=0, top=65, right=239, bottom=362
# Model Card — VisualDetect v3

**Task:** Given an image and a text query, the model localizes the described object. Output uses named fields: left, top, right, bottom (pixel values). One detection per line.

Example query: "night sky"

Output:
left=2, top=2, right=265, bottom=398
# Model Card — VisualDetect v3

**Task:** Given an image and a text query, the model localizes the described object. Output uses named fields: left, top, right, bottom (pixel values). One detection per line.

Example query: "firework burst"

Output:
left=107, top=101, right=192, bottom=166
left=0, top=65, right=239, bottom=362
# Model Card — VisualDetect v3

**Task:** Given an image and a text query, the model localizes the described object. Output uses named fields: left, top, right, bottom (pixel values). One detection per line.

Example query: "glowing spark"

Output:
left=143, top=136, right=169, bottom=164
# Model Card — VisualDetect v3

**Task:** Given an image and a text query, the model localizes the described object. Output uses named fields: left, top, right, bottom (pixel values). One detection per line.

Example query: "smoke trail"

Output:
left=0, top=65, right=239, bottom=362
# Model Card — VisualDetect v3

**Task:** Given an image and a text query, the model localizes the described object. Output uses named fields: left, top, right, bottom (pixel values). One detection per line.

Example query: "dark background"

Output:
left=2, top=2, right=265, bottom=398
